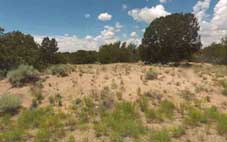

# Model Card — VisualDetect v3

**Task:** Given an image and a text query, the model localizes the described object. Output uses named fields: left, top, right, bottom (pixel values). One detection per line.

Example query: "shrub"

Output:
left=145, top=69, right=158, bottom=80
left=47, top=64, right=74, bottom=77
left=150, top=129, right=171, bottom=142
left=48, top=94, right=62, bottom=107
left=75, top=97, right=96, bottom=124
left=141, top=99, right=175, bottom=122
left=17, top=107, right=54, bottom=129
left=184, top=108, right=208, bottom=126
left=138, top=96, right=149, bottom=112
left=7, top=65, right=40, bottom=87
left=216, top=114, right=227, bottom=135
left=67, top=136, right=75, bottom=142
left=30, top=86, right=44, bottom=108
left=222, top=88, right=227, bottom=96
left=158, top=100, right=175, bottom=119
left=94, top=102, right=145, bottom=139
left=0, top=69, right=7, bottom=80
left=34, top=128, right=52, bottom=142
left=145, top=108, right=162, bottom=122
left=0, top=128, right=25, bottom=142
left=170, top=126, right=185, bottom=138
left=204, top=106, right=220, bottom=121
left=220, top=80, right=227, bottom=96
left=0, top=94, right=21, bottom=113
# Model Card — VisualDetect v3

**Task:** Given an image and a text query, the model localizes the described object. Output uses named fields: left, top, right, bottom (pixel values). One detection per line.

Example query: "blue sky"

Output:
left=0, top=0, right=226, bottom=52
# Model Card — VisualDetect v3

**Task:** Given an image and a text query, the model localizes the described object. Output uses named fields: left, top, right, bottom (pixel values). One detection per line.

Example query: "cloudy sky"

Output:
left=0, top=0, right=226, bottom=52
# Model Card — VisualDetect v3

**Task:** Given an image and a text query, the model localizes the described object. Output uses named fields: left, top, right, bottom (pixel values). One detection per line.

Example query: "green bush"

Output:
left=220, top=80, right=227, bottom=96
left=143, top=100, right=175, bottom=122
left=17, top=107, right=54, bottom=129
left=67, top=136, right=75, bottom=142
left=217, top=114, right=227, bottom=135
left=158, top=100, right=175, bottom=119
left=204, top=106, right=220, bottom=121
left=138, top=96, right=149, bottom=112
left=94, top=102, right=145, bottom=139
left=0, top=128, right=25, bottom=142
left=7, top=65, right=40, bottom=87
left=184, top=108, right=208, bottom=126
left=34, top=128, right=52, bottom=142
left=150, top=129, right=171, bottom=142
left=0, top=94, right=21, bottom=113
left=0, top=69, right=7, bottom=80
left=144, top=108, right=162, bottom=122
left=171, top=126, right=185, bottom=138
left=47, top=64, right=74, bottom=77
left=145, top=69, right=158, bottom=80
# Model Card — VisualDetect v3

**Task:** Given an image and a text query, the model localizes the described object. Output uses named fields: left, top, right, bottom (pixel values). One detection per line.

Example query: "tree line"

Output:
left=1, top=13, right=227, bottom=75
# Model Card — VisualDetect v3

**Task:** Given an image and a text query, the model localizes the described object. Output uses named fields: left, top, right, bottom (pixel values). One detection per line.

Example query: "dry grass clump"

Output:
left=47, top=64, right=74, bottom=77
left=220, top=79, right=227, bottom=96
left=145, top=68, right=158, bottom=80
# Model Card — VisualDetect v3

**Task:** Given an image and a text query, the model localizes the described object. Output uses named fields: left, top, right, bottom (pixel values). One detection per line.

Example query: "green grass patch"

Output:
left=94, top=101, right=146, bottom=140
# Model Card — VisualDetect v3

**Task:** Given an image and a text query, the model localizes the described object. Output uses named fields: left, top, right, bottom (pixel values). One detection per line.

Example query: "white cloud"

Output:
left=98, top=12, right=112, bottom=21
left=160, top=0, right=167, bottom=3
left=127, top=32, right=141, bottom=45
left=115, top=22, right=123, bottom=29
left=193, top=0, right=210, bottom=22
left=122, top=4, right=128, bottom=10
left=34, top=35, right=98, bottom=52
left=193, top=0, right=227, bottom=47
left=130, top=32, right=137, bottom=38
left=128, top=4, right=170, bottom=23
left=34, top=22, right=125, bottom=52
left=84, top=13, right=91, bottom=19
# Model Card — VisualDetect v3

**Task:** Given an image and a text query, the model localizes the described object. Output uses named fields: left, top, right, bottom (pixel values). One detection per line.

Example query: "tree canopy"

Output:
left=139, top=13, right=201, bottom=63
left=99, top=41, right=139, bottom=64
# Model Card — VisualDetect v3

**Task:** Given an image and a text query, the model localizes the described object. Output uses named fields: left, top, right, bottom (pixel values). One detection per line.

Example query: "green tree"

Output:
left=0, top=27, right=4, bottom=35
left=195, top=39, right=227, bottom=64
left=39, top=37, right=59, bottom=65
left=0, top=31, right=40, bottom=70
left=66, top=50, right=98, bottom=64
left=98, top=41, right=139, bottom=64
left=139, top=13, right=201, bottom=63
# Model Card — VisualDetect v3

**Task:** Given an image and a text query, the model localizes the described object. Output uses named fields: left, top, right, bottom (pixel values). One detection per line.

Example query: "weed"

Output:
left=138, top=96, right=149, bottom=112
left=150, top=129, right=171, bottom=142
left=145, top=68, right=158, bottom=80
left=158, top=100, right=175, bottom=119
left=95, top=102, right=145, bottom=139
left=67, top=136, right=75, bottom=142
left=180, top=90, right=195, bottom=101
left=116, top=91, right=123, bottom=100
left=184, top=107, right=208, bottom=126
left=170, top=126, right=185, bottom=138
left=217, top=114, right=227, bottom=136
left=48, top=94, right=62, bottom=107
left=0, top=128, right=25, bottom=142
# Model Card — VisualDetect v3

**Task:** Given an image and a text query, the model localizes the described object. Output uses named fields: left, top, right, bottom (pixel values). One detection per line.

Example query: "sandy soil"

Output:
left=1, top=62, right=227, bottom=141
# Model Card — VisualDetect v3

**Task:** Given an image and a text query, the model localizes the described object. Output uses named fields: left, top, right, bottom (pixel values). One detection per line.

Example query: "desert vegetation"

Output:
left=1, top=12, right=227, bottom=142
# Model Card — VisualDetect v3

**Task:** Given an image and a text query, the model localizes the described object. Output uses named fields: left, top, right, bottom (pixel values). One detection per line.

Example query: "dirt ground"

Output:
left=1, top=62, right=227, bottom=142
